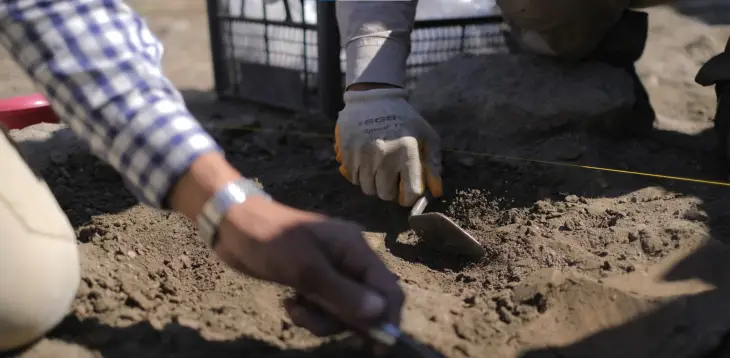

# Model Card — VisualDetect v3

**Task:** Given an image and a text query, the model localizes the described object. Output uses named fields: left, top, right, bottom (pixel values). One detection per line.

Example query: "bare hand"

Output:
left=213, top=196, right=404, bottom=335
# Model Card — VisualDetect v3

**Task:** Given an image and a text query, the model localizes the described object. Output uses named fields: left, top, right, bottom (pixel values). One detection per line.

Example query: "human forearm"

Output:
left=336, top=0, right=419, bottom=89
left=0, top=0, right=223, bottom=209
left=168, top=152, right=243, bottom=221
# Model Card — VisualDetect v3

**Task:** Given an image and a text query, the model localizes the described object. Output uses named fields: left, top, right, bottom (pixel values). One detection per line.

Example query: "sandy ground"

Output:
left=5, top=1, right=730, bottom=358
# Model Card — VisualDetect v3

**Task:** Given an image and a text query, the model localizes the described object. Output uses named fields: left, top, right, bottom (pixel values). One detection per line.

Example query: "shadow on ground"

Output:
left=44, top=316, right=374, bottom=358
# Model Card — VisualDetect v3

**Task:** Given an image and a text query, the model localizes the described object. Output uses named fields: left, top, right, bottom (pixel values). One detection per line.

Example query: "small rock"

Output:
left=563, top=218, right=583, bottom=231
left=484, top=309, right=501, bottom=323
left=161, top=278, right=182, bottom=295
left=75, top=304, right=89, bottom=316
left=76, top=279, right=92, bottom=298
left=149, top=317, right=165, bottom=330
left=92, top=297, right=114, bottom=313
left=501, top=210, right=522, bottom=225
left=126, top=291, right=156, bottom=311
left=167, top=255, right=192, bottom=270
left=512, top=268, right=563, bottom=304
left=176, top=316, right=201, bottom=330
left=48, top=150, right=68, bottom=165
left=601, top=261, right=612, bottom=271
left=126, top=250, right=138, bottom=259
left=101, top=242, right=116, bottom=253
left=77, top=225, right=106, bottom=243
left=638, top=230, right=664, bottom=256
left=682, top=209, right=708, bottom=222
left=628, top=231, right=639, bottom=242
left=564, top=195, right=580, bottom=203
left=497, top=306, right=512, bottom=324
left=532, top=200, right=553, bottom=214
left=457, top=156, right=475, bottom=167
left=118, top=309, right=144, bottom=322
left=584, top=203, right=606, bottom=217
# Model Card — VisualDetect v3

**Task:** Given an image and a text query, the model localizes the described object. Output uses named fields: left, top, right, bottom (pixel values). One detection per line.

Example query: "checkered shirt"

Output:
left=0, top=0, right=223, bottom=209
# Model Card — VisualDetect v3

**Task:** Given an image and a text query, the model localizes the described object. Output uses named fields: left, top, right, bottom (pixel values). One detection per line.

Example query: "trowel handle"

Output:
left=409, top=194, right=430, bottom=217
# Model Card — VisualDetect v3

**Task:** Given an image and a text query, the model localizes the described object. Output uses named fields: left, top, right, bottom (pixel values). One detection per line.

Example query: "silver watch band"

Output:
left=197, top=177, right=271, bottom=248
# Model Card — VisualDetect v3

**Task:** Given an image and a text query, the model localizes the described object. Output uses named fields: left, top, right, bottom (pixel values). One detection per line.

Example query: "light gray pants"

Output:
left=498, top=0, right=676, bottom=60
left=0, top=128, right=79, bottom=351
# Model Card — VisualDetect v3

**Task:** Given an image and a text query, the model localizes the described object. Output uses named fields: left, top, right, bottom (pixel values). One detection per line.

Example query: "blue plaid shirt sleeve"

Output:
left=0, top=0, right=224, bottom=209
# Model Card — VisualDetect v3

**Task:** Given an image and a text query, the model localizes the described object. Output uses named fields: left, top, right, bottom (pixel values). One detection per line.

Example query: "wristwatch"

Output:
left=197, top=177, right=272, bottom=248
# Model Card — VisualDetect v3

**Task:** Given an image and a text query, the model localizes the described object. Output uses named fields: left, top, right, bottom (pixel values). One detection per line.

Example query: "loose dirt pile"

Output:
left=4, top=2, right=730, bottom=358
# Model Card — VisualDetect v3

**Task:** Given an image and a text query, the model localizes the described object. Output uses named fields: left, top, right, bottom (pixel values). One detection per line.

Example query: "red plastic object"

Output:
left=0, top=93, right=59, bottom=130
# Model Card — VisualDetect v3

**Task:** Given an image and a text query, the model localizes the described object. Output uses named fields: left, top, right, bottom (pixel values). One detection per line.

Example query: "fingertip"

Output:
left=426, top=173, right=443, bottom=198
left=339, top=165, right=350, bottom=180
left=359, top=291, right=387, bottom=320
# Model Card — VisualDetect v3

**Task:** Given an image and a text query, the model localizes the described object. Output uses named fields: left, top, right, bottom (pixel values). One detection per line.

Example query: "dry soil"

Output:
left=5, top=2, right=730, bottom=358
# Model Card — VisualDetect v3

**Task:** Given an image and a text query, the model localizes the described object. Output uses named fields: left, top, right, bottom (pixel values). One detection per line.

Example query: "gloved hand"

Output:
left=334, top=88, right=443, bottom=207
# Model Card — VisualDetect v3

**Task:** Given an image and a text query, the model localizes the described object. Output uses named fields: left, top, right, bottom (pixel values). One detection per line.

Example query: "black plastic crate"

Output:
left=206, top=0, right=509, bottom=119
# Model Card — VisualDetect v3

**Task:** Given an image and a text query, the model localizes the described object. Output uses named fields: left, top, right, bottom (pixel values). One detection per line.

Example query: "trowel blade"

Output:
left=408, top=212, right=486, bottom=257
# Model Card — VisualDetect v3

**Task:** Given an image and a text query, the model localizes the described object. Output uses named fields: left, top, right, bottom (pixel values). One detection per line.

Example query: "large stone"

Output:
left=409, top=54, right=635, bottom=151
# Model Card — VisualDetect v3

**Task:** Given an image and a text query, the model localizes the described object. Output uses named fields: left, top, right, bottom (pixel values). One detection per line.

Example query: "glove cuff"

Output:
left=343, top=88, right=409, bottom=104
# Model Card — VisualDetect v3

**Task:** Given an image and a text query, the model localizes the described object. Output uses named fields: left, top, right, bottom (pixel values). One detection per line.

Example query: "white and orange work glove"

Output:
left=334, top=88, right=443, bottom=207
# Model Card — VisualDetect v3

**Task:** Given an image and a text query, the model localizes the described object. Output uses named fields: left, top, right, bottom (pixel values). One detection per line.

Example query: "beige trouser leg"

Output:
left=0, top=127, right=79, bottom=352
left=498, top=0, right=676, bottom=60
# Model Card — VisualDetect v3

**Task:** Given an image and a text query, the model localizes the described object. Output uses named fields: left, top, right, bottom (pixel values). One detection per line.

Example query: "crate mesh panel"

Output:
left=213, top=0, right=507, bottom=111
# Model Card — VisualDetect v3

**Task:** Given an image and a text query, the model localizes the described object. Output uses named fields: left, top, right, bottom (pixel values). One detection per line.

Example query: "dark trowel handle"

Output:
left=410, top=194, right=430, bottom=217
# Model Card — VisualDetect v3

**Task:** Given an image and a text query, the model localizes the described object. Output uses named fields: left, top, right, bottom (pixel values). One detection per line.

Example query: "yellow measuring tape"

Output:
left=211, top=124, right=730, bottom=187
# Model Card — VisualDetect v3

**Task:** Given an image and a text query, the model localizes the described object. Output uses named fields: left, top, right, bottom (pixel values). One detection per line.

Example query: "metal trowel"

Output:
left=408, top=193, right=486, bottom=257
